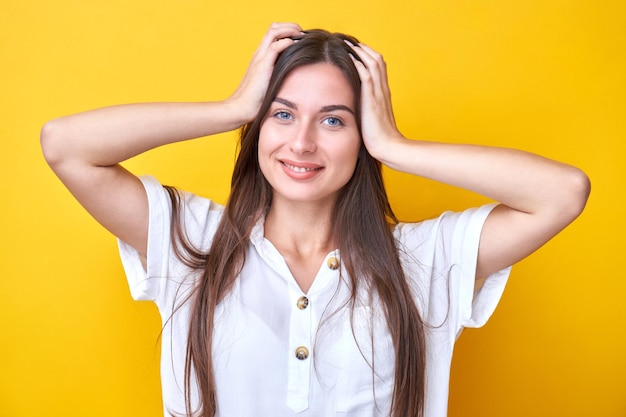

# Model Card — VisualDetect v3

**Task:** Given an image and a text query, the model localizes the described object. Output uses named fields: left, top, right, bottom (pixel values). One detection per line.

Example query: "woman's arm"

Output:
left=348, top=42, right=590, bottom=279
left=41, top=23, right=302, bottom=256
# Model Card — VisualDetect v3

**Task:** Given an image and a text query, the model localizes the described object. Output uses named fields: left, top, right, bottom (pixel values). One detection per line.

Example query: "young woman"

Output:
left=41, top=23, right=590, bottom=417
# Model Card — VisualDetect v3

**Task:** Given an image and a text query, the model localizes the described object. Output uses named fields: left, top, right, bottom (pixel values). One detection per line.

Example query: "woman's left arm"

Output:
left=349, top=43, right=591, bottom=279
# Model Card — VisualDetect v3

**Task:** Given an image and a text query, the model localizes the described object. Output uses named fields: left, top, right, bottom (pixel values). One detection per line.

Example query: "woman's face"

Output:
left=258, top=63, right=361, bottom=208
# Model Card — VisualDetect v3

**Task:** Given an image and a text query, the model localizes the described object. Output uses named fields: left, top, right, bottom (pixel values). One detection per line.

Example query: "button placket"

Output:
left=286, top=287, right=312, bottom=412
left=285, top=251, right=341, bottom=412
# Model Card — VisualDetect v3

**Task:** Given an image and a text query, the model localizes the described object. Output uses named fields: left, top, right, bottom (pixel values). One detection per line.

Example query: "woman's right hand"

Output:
left=226, top=22, right=302, bottom=124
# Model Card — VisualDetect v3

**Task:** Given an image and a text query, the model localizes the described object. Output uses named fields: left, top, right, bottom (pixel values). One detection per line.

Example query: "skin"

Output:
left=41, top=22, right=590, bottom=293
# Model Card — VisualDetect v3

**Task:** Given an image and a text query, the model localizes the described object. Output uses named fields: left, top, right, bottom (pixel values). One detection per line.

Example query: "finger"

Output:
left=244, top=24, right=301, bottom=75
left=347, top=50, right=374, bottom=96
left=345, top=41, right=371, bottom=80
left=259, top=22, right=303, bottom=50
left=356, top=44, right=390, bottom=91
left=346, top=42, right=383, bottom=81
left=356, top=44, right=390, bottom=96
left=261, top=38, right=292, bottom=61
left=347, top=42, right=396, bottom=125
left=347, top=42, right=388, bottom=102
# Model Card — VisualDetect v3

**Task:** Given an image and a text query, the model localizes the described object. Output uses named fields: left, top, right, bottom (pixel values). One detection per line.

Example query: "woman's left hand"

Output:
left=347, top=42, right=406, bottom=163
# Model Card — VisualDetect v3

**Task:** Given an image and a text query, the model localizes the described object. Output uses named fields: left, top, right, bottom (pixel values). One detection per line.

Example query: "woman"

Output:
left=40, top=23, right=590, bottom=417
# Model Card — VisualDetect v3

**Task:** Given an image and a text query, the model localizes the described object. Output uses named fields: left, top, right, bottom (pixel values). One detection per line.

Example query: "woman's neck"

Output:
left=264, top=199, right=335, bottom=255
left=263, top=199, right=336, bottom=293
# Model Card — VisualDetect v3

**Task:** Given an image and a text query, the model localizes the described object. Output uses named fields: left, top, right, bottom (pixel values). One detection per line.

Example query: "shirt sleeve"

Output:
left=395, top=204, right=511, bottom=337
left=117, top=176, right=173, bottom=302
left=447, top=204, right=510, bottom=331
left=117, top=176, right=222, bottom=307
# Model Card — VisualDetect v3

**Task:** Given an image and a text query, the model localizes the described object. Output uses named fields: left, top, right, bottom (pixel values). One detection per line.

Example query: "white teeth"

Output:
left=284, top=162, right=318, bottom=173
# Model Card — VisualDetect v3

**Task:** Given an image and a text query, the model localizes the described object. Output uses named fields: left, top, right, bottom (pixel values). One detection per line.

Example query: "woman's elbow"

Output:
left=40, top=118, right=67, bottom=168
left=561, top=166, right=591, bottom=222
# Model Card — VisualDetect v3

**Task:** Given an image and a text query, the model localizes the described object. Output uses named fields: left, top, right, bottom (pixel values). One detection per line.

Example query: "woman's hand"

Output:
left=346, top=41, right=406, bottom=163
left=227, top=22, right=303, bottom=125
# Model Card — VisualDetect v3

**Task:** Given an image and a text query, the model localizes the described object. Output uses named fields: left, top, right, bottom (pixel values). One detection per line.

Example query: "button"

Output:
left=295, top=346, right=309, bottom=360
left=297, top=296, right=309, bottom=310
left=327, top=256, right=340, bottom=270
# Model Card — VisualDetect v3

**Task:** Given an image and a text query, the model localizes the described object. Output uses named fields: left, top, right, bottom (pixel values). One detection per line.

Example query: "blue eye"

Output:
left=324, top=116, right=343, bottom=127
left=274, top=111, right=293, bottom=121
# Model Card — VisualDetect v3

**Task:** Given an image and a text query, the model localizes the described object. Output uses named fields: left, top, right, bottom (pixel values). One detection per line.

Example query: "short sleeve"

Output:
left=395, top=204, right=511, bottom=337
left=117, top=176, right=173, bottom=301
left=117, top=176, right=223, bottom=307
left=447, top=205, right=510, bottom=330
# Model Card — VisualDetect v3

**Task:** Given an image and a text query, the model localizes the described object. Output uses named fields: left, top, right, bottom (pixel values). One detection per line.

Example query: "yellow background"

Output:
left=1, top=0, right=624, bottom=416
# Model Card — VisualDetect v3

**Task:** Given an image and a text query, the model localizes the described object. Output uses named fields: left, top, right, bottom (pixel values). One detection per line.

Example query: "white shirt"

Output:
left=118, top=176, right=510, bottom=417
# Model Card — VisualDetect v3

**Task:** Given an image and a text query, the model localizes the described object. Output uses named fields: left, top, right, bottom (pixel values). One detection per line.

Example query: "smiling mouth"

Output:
left=281, top=161, right=323, bottom=173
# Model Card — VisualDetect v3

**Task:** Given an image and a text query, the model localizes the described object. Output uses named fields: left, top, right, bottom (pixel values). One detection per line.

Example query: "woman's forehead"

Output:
left=275, top=63, right=355, bottom=109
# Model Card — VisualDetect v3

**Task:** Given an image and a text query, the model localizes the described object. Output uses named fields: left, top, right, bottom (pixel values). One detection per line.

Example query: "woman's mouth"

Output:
left=282, top=161, right=322, bottom=173
left=279, top=160, right=324, bottom=180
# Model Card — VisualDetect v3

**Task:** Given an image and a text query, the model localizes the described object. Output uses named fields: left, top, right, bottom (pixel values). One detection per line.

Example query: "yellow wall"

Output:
left=2, top=1, right=624, bottom=416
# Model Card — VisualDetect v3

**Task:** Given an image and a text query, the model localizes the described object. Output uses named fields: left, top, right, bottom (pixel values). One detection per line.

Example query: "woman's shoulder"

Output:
left=139, top=175, right=225, bottom=245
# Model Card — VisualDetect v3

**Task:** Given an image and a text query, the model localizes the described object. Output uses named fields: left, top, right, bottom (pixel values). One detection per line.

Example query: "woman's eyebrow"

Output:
left=274, top=97, right=297, bottom=109
left=320, top=104, right=355, bottom=115
left=274, top=97, right=355, bottom=116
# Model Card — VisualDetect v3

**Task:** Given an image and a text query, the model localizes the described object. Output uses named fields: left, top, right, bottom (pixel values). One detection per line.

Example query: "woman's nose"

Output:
left=289, top=122, right=317, bottom=154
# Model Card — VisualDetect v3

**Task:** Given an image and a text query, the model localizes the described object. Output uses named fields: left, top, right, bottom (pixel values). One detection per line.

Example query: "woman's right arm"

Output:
left=40, top=101, right=248, bottom=257
left=41, top=23, right=302, bottom=257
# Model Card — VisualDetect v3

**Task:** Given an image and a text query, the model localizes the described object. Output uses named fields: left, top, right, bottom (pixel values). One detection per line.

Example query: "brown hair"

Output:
left=167, top=29, right=426, bottom=417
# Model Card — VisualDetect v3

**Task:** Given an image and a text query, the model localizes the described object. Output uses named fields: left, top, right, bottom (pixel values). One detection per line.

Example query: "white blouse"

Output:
left=118, top=176, right=510, bottom=417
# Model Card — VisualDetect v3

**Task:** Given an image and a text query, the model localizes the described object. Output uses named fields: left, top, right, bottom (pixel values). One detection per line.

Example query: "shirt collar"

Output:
left=248, top=215, right=342, bottom=295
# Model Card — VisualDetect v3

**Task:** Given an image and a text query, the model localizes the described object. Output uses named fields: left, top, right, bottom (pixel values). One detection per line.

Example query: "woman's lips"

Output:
left=280, top=160, right=323, bottom=179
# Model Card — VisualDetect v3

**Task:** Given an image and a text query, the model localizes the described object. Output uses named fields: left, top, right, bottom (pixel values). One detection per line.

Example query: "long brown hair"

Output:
left=167, top=29, right=426, bottom=417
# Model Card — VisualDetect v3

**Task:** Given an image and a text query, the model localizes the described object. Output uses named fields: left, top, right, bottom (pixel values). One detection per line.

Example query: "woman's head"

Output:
left=233, top=29, right=382, bottom=216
